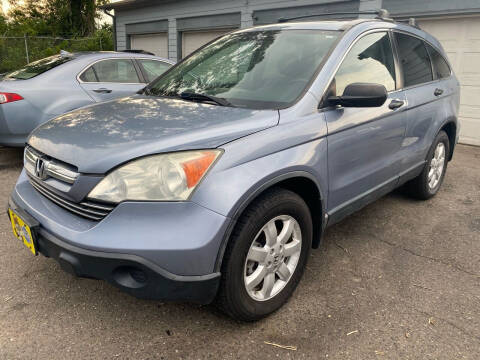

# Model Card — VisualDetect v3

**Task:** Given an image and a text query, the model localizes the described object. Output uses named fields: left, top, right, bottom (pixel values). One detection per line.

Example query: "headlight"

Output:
left=88, top=150, right=221, bottom=203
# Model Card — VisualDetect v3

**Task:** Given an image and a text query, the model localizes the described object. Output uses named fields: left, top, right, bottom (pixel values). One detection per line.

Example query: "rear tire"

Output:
left=405, top=130, right=450, bottom=200
left=215, top=188, right=312, bottom=321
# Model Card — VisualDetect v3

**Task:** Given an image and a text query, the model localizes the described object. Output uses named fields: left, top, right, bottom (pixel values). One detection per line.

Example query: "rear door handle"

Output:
left=93, top=88, right=112, bottom=94
left=434, top=88, right=444, bottom=96
left=388, top=99, right=405, bottom=110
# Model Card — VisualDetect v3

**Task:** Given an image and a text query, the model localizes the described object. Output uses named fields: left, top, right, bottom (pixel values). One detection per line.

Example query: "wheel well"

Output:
left=441, top=122, right=456, bottom=161
left=256, top=177, right=324, bottom=249
left=215, top=176, right=324, bottom=272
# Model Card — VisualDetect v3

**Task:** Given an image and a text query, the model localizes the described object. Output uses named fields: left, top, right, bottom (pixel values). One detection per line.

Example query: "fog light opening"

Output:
left=112, top=266, right=148, bottom=289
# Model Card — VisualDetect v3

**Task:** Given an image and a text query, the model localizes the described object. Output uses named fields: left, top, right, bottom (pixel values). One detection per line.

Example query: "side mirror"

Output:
left=327, top=83, right=387, bottom=108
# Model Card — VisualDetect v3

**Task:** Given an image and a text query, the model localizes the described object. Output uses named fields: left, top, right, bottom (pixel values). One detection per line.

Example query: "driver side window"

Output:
left=334, top=32, right=396, bottom=96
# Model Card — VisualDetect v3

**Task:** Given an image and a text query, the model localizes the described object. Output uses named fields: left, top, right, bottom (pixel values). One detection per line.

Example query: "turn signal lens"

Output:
left=0, top=92, right=24, bottom=104
left=182, top=151, right=218, bottom=188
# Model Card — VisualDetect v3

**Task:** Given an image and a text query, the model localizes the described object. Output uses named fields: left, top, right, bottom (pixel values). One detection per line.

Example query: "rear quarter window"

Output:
left=79, top=67, right=98, bottom=82
left=425, top=43, right=451, bottom=79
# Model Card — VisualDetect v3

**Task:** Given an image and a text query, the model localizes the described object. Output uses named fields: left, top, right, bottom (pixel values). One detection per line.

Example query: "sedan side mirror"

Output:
left=327, top=83, right=387, bottom=108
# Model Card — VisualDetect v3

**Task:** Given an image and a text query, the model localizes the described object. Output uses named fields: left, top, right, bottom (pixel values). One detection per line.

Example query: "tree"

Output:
left=0, top=12, right=7, bottom=35
left=7, top=0, right=110, bottom=37
left=0, top=1, right=113, bottom=74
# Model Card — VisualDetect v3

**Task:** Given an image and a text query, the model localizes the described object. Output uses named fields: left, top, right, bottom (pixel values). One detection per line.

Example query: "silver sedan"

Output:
left=0, top=51, right=174, bottom=146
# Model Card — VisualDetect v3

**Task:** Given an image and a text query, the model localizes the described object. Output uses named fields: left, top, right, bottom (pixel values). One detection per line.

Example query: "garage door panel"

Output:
left=458, top=74, right=480, bottom=86
left=466, top=21, right=480, bottom=38
left=459, top=105, right=480, bottom=119
left=131, top=33, right=168, bottom=58
left=463, top=40, right=480, bottom=52
left=460, top=86, right=480, bottom=106
left=182, top=29, right=235, bottom=58
left=459, top=118, right=480, bottom=146
left=462, top=53, right=480, bottom=73
left=420, top=23, right=457, bottom=40
left=440, top=40, right=461, bottom=51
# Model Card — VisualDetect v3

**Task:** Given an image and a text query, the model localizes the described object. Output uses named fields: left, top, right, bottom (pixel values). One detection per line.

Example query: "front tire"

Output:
left=216, top=188, right=312, bottom=321
left=405, top=130, right=450, bottom=200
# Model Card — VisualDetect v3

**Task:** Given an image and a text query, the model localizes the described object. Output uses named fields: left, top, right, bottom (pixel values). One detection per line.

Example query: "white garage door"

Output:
left=130, top=33, right=168, bottom=58
left=182, top=29, right=235, bottom=58
left=419, top=17, right=480, bottom=146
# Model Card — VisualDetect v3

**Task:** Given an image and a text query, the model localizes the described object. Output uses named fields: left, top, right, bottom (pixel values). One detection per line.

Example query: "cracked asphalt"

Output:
left=0, top=144, right=479, bottom=360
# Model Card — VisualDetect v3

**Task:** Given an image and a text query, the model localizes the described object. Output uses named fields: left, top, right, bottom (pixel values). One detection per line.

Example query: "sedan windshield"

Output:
left=3, top=55, right=73, bottom=80
left=147, top=30, right=340, bottom=109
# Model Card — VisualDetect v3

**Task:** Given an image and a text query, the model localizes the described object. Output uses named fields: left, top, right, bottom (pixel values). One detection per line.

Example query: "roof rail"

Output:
left=408, top=17, right=419, bottom=28
left=122, top=49, right=155, bottom=56
left=278, top=9, right=392, bottom=23
left=397, top=17, right=420, bottom=29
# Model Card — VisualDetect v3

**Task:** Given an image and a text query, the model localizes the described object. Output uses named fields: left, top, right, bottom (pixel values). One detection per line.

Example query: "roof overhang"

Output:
left=100, top=0, right=179, bottom=11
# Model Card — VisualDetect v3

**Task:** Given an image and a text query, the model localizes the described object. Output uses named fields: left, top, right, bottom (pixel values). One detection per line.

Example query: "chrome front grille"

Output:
left=24, top=146, right=113, bottom=221
left=28, top=175, right=114, bottom=221
left=24, top=146, right=79, bottom=184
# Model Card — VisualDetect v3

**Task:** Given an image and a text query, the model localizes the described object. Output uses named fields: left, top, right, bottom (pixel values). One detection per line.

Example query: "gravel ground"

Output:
left=0, top=144, right=479, bottom=360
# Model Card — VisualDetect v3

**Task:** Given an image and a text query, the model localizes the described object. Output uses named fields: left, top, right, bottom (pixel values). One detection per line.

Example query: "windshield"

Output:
left=147, top=30, right=340, bottom=109
left=3, top=55, right=73, bottom=80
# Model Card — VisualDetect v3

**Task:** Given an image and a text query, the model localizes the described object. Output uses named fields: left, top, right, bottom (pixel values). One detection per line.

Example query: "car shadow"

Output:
left=0, top=146, right=24, bottom=170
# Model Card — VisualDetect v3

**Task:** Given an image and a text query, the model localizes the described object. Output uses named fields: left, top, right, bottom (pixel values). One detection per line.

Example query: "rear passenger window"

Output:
left=91, top=59, right=140, bottom=83
left=425, top=43, right=451, bottom=79
left=334, top=32, right=396, bottom=96
left=395, top=33, right=433, bottom=87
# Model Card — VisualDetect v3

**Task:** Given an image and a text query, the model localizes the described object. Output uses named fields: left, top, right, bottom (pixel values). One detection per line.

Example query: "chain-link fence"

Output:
left=0, top=33, right=113, bottom=74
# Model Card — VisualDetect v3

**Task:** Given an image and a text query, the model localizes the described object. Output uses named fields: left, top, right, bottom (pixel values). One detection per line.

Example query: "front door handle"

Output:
left=434, top=88, right=444, bottom=96
left=388, top=99, right=405, bottom=110
left=93, top=88, right=112, bottom=94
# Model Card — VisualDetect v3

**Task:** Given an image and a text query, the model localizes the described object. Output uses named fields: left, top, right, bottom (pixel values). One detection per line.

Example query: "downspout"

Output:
left=103, top=9, right=117, bottom=51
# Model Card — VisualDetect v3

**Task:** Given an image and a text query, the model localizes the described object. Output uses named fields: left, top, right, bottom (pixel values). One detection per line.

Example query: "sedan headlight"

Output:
left=88, top=150, right=221, bottom=203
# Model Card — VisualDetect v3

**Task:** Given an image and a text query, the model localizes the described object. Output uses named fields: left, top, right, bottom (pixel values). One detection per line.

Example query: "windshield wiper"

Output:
left=139, top=87, right=151, bottom=96
left=179, top=92, right=232, bottom=107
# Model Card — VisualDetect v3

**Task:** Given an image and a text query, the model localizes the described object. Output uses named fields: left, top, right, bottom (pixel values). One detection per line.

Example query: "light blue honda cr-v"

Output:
left=8, top=11, right=460, bottom=321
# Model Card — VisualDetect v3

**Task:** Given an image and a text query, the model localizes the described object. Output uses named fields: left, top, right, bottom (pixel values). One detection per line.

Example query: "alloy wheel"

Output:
left=428, top=142, right=446, bottom=189
left=243, top=215, right=302, bottom=301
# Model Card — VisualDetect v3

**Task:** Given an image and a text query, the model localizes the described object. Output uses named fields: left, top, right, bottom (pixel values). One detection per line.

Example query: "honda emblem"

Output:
left=35, top=158, right=48, bottom=180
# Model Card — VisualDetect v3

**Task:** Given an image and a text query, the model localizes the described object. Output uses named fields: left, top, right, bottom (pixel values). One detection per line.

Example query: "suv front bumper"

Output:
left=32, top=218, right=220, bottom=304
left=8, top=170, right=231, bottom=304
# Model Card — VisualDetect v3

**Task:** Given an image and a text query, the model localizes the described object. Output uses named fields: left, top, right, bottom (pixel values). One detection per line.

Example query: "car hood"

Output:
left=28, top=95, right=279, bottom=173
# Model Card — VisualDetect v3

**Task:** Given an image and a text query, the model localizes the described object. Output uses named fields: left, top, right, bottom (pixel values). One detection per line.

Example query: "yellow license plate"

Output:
left=8, top=208, right=37, bottom=255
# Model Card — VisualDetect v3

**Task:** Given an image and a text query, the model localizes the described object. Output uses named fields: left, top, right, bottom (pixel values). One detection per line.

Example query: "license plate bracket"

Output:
left=8, top=207, right=39, bottom=255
